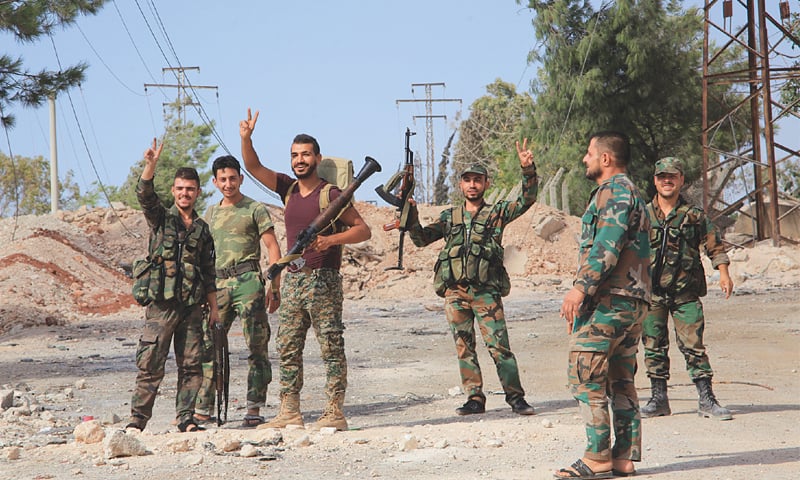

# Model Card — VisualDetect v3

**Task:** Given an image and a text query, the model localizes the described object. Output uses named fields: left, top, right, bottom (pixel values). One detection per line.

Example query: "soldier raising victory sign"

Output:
left=405, top=138, right=539, bottom=417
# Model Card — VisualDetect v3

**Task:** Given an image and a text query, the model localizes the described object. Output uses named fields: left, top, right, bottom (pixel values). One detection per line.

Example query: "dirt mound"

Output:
left=1, top=198, right=797, bottom=334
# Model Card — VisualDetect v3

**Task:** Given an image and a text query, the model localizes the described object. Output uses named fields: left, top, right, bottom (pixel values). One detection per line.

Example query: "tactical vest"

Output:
left=132, top=214, right=207, bottom=306
left=649, top=202, right=705, bottom=297
left=433, top=205, right=511, bottom=297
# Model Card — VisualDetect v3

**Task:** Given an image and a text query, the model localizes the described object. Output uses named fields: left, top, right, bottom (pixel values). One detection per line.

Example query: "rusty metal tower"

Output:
left=702, top=0, right=800, bottom=247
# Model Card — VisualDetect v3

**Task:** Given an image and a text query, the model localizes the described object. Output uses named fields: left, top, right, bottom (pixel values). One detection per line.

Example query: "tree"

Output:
left=0, top=152, right=81, bottom=216
left=105, top=102, right=217, bottom=211
left=433, top=131, right=455, bottom=205
left=0, top=0, right=107, bottom=127
left=451, top=79, right=533, bottom=201
left=521, top=0, right=743, bottom=211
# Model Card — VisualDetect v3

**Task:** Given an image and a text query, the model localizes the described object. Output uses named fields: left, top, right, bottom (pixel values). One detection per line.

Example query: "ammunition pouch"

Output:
left=433, top=209, right=510, bottom=298
left=131, top=256, right=164, bottom=306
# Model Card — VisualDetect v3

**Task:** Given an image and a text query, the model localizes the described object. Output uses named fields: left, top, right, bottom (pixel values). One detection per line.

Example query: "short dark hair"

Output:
left=174, top=167, right=201, bottom=186
left=590, top=131, right=630, bottom=167
left=292, top=133, right=320, bottom=155
left=212, top=155, right=241, bottom=177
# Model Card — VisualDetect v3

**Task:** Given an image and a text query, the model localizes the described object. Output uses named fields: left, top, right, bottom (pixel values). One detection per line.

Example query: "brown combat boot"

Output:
left=258, top=393, right=304, bottom=429
left=313, top=392, right=348, bottom=431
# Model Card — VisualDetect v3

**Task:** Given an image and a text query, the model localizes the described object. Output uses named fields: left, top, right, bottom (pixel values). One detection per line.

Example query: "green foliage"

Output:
left=0, top=152, right=81, bottom=216
left=105, top=102, right=217, bottom=211
left=0, top=0, right=107, bottom=127
left=451, top=79, right=533, bottom=202
left=522, top=0, right=745, bottom=211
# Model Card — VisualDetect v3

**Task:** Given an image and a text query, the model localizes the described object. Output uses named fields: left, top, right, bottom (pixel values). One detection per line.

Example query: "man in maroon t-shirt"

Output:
left=240, top=108, right=371, bottom=431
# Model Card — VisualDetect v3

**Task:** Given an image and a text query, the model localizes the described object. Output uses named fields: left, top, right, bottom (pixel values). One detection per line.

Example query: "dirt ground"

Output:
left=0, top=202, right=798, bottom=479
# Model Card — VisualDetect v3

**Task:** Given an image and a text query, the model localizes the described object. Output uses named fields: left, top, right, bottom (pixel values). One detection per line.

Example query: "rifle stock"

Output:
left=375, top=128, right=416, bottom=270
left=266, top=156, right=382, bottom=281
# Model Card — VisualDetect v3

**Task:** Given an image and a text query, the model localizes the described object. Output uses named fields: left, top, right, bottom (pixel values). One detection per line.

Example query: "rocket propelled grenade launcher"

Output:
left=265, top=156, right=382, bottom=281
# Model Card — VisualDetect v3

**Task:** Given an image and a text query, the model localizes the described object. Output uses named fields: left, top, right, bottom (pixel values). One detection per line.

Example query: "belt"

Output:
left=216, top=259, right=260, bottom=279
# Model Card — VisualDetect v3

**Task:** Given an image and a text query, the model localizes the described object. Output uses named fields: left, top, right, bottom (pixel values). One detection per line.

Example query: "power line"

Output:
left=396, top=82, right=462, bottom=203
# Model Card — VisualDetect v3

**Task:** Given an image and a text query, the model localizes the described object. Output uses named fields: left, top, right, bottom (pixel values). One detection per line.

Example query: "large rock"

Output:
left=104, top=430, right=148, bottom=458
left=74, top=420, right=105, bottom=444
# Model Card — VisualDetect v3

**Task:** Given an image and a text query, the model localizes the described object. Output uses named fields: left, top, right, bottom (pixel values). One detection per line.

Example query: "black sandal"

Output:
left=177, top=419, right=205, bottom=433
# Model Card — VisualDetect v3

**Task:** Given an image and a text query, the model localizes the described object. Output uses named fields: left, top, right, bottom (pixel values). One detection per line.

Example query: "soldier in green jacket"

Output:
left=127, top=139, right=220, bottom=433
left=557, top=131, right=650, bottom=479
left=641, top=157, right=733, bottom=421
left=406, top=139, right=538, bottom=417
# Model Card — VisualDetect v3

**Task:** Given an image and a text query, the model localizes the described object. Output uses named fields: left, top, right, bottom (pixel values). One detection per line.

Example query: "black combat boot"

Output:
left=640, top=378, right=671, bottom=418
left=695, top=377, right=733, bottom=420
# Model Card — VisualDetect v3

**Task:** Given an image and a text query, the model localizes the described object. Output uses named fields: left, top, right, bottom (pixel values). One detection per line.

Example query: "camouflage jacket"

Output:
left=647, top=194, right=729, bottom=299
left=407, top=164, right=538, bottom=295
left=205, top=195, right=273, bottom=287
left=574, top=173, right=651, bottom=303
left=137, top=178, right=216, bottom=306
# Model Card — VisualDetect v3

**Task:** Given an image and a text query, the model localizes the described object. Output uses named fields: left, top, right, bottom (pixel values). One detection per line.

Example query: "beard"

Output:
left=463, top=190, right=485, bottom=201
left=292, top=161, right=317, bottom=179
left=585, top=165, right=601, bottom=181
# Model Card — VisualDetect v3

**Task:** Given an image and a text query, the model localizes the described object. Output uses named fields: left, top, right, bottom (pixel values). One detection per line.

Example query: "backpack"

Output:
left=283, top=156, right=354, bottom=235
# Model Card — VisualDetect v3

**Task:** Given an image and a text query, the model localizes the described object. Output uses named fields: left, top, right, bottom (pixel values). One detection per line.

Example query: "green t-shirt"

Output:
left=204, top=195, right=274, bottom=273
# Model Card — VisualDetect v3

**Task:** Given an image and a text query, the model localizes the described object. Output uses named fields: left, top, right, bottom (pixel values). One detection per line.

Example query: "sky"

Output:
left=2, top=0, right=540, bottom=206
left=3, top=1, right=797, bottom=209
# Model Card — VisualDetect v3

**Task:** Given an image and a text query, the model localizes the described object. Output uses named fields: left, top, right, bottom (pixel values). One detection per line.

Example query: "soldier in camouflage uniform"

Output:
left=194, top=155, right=282, bottom=427
left=641, top=157, right=733, bottom=421
left=557, top=131, right=650, bottom=479
left=406, top=139, right=538, bottom=417
left=127, top=139, right=220, bottom=433
left=240, top=109, right=372, bottom=431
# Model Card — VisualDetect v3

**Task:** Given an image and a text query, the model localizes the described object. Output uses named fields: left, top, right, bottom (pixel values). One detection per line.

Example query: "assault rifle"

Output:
left=212, top=322, right=229, bottom=426
left=375, top=128, right=416, bottom=270
left=265, top=156, right=382, bottom=281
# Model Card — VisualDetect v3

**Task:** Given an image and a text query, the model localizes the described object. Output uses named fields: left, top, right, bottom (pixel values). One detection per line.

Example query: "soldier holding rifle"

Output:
left=404, top=139, right=539, bottom=417
left=194, top=155, right=282, bottom=428
left=240, top=109, right=371, bottom=431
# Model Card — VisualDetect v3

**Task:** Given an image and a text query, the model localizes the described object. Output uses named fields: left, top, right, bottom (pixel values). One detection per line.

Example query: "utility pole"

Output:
left=396, top=83, right=461, bottom=203
left=49, top=95, right=58, bottom=214
left=144, top=66, right=218, bottom=125
left=702, top=0, right=800, bottom=247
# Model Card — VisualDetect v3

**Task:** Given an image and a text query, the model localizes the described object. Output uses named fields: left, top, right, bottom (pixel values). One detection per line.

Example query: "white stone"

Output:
left=104, top=430, right=148, bottom=458
left=541, top=418, right=554, bottom=428
left=167, top=438, right=192, bottom=452
left=319, top=426, right=337, bottom=435
left=7, top=446, right=21, bottom=460
left=240, top=444, right=258, bottom=457
left=74, top=420, right=105, bottom=444
left=448, top=386, right=463, bottom=397
left=221, top=439, right=240, bottom=452
left=399, top=434, right=418, bottom=451
left=0, top=389, right=13, bottom=409
left=74, top=379, right=88, bottom=390
left=292, top=434, right=312, bottom=447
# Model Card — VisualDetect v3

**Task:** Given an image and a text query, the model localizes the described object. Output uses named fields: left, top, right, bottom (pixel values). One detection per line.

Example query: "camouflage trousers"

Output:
left=196, top=272, right=272, bottom=415
left=444, top=284, right=525, bottom=404
left=643, top=296, right=713, bottom=381
left=276, top=268, right=346, bottom=400
left=130, top=300, right=204, bottom=426
left=569, top=294, right=646, bottom=463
